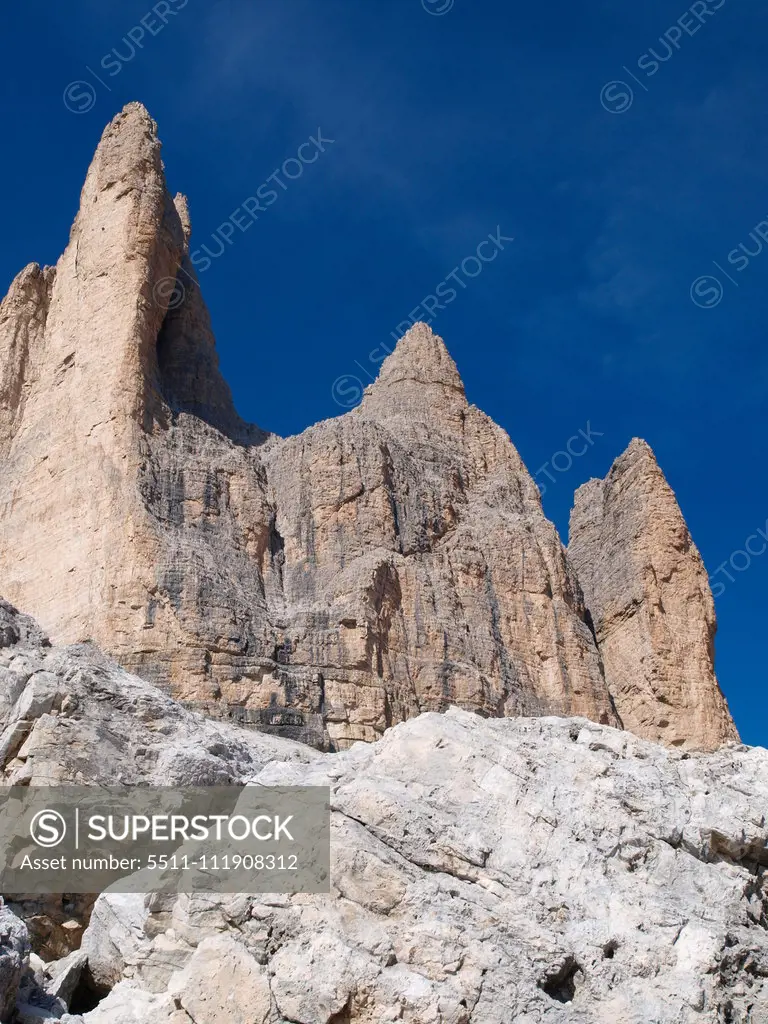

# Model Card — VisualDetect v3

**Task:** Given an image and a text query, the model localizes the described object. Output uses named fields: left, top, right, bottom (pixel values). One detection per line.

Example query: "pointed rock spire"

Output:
left=39, top=102, right=187, bottom=428
left=568, top=438, right=738, bottom=751
left=155, top=194, right=262, bottom=441
left=0, top=263, right=55, bottom=459
left=0, top=106, right=741, bottom=755
left=0, top=103, right=257, bottom=649
left=375, top=322, right=465, bottom=392
left=174, top=192, right=192, bottom=245
left=360, top=323, right=466, bottom=430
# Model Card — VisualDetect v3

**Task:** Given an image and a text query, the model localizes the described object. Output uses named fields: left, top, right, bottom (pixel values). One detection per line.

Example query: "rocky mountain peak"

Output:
left=375, top=322, right=465, bottom=392
left=615, top=435, right=662, bottom=474
left=0, top=105, right=739, bottom=755
left=0, top=262, right=56, bottom=459
left=78, top=102, right=169, bottom=223
left=173, top=192, right=192, bottom=246
left=361, top=322, right=467, bottom=429
left=1, top=261, right=52, bottom=304
left=618, top=435, right=657, bottom=465
left=94, top=100, right=158, bottom=158
left=569, top=438, right=738, bottom=751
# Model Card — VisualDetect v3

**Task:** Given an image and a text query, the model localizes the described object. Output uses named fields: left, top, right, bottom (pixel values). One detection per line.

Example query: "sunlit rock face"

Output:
left=569, top=439, right=738, bottom=752
left=0, top=104, right=737, bottom=752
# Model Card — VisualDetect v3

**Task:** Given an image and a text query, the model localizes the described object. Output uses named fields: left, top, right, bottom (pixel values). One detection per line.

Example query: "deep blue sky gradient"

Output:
left=1, top=0, right=765, bottom=744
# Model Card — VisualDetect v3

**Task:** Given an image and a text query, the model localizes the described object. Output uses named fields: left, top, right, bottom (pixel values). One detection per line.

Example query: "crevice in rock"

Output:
left=269, top=514, right=286, bottom=570
left=659, top=831, right=768, bottom=878
left=538, top=956, right=582, bottom=1003
left=333, top=807, right=501, bottom=892
left=582, top=607, right=624, bottom=730
left=483, top=566, right=519, bottom=710
left=68, top=962, right=112, bottom=1014
left=379, top=442, right=403, bottom=553
left=327, top=994, right=353, bottom=1023
left=173, top=997, right=198, bottom=1022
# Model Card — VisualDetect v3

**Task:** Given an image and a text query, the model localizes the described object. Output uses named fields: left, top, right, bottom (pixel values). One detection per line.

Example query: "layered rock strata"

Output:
left=0, top=104, right=738, bottom=750
left=259, top=324, right=619, bottom=744
left=569, top=439, right=738, bottom=751
left=0, top=104, right=619, bottom=749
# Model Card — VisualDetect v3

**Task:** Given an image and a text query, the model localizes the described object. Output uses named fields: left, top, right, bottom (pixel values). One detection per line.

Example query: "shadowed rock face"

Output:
left=568, top=439, right=738, bottom=752
left=0, top=104, right=736, bottom=751
left=0, top=263, right=55, bottom=461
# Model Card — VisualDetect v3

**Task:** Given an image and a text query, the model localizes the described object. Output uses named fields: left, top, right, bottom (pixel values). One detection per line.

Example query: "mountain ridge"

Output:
left=0, top=102, right=736, bottom=752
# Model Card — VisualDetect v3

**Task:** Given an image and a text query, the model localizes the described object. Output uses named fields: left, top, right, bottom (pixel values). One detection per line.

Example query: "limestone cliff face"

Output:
left=0, top=104, right=187, bottom=652
left=0, top=263, right=55, bottom=461
left=0, top=104, right=282, bottom=734
left=568, top=439, right=738, bottom=751
left=0, top=104, right=737, bottom=751
left=262, top=324, right=617, bottom=744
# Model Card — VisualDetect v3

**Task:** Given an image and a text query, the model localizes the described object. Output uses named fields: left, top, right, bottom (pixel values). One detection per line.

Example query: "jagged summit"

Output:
left=575, top=438, right=657, bottom=498
left=372, top=322, right=465, bottom=392
left=360, top=323, right=467, bottom=431
left=0, top=262, right=55, bottom=458
left=625, top=435, right=655, bottom=456
left=97, top=100, right=157, bottom=146
left=174, top=192, right=192, bottom=243
left=0, top=106, right=738, bottom=752
left=569, top=439, right=738, bottom=750
left=609, top=436, right=661, bottom=476
left=1, top=260, right=52, bottom=296
left=109, top=98, right=154, bottom=121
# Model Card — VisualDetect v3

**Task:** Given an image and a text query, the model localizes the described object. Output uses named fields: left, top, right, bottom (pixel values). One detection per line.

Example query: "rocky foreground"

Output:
left=0, top=601, right=764, bottom=1023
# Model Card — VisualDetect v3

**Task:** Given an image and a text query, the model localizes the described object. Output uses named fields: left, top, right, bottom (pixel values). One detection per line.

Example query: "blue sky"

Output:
left=1, top=0, right=765, bottom=745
